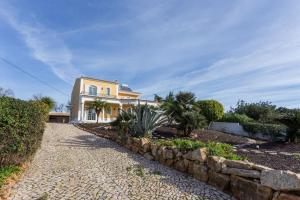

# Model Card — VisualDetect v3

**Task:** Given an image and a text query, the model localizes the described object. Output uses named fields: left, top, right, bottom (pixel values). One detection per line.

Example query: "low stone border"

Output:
left=75, top=124, right=300, bottom=200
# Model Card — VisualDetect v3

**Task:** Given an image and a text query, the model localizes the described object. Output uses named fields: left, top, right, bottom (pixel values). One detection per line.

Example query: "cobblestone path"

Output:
left=9, top=123, right=233, bottom=200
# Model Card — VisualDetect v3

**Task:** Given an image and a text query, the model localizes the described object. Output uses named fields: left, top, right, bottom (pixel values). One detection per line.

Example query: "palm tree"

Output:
left=90, top=99, right=109, bottom=123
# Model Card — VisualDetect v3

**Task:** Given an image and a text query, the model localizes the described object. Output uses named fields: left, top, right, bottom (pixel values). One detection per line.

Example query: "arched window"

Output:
left=89, top=85, right=97, bottom=96
left=106, top=88, right=111, bottom=96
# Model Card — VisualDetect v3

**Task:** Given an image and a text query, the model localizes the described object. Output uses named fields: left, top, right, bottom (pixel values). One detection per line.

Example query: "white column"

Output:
left=80, top=101, right=85, bottom=122
left=102, top=108, right=105, bottom=122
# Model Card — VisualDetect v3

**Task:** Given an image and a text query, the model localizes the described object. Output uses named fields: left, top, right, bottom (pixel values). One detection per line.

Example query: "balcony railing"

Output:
left=81, top=92, right=117, bottom=99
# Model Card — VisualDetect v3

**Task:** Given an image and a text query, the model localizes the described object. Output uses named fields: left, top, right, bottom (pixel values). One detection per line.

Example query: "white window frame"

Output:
left=106, top=87, right=111, bottom=96
left=87, top=109, right=96, bottom=120
left=89, top=85, right=97, bottom=96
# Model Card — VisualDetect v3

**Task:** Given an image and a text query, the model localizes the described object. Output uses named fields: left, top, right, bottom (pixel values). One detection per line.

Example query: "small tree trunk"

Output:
left=96, top=111, right=100, bottom=124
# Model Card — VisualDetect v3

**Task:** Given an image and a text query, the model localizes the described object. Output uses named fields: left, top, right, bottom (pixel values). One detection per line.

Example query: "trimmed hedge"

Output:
left=242, top=121, right=286, bottom=139
left=0, top=97, right=48, bottom=167
left=219, top=113, right=253, bottom=124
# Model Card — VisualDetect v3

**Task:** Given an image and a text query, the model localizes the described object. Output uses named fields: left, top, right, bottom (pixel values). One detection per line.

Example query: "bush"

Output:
left=154, top=139, right=243, bottom=160
left=232, top=100, right=276, bottom=122
left=197, top=100, right=224, bottom=122
left=155, top=139, right=205, bottom=151
left=0, top=97, right=48, bottom=167
left=206, top=142, right=243, bottom=160
left=219, top=113, right=253, bottom=124
left=0, top=165, right=21, bottom=187
left=241, top=121, right=286, bottom=140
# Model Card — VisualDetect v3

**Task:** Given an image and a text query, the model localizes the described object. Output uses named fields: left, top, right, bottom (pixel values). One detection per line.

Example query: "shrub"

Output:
left=0, top=165, right=21, bottom=187
left=161, top=91, right=207, bottom=137
left=0, top=97, right=48, bottom=167
left=111, top=103, right=168, bottom=138
left=241, top=121, right=286, bottom=140
left=206, top=142, right=243, bottom=160
left=154, top=139, right=243, bottom=160
left=276, top=109, right=300, bottom=142
left=197, top=100, right=224, bottom=122
left=232, top=100, right=277, bottom=122
left=155, top=139, right=205, bottom=151
left=219, top=113, right=253, bottom=124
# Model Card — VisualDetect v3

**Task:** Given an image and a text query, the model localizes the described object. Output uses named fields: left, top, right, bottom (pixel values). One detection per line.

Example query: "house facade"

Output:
left=70, top=77, right=157, bottom=123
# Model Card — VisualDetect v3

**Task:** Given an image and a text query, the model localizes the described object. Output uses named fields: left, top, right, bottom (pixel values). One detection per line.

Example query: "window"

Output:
left=106, top=88, right=111, bottom=96
left=87, top=109, right=96, bottom=120
left=89, top=85, right=97, bottom=96
left=106, top=106, right=112, bottom=115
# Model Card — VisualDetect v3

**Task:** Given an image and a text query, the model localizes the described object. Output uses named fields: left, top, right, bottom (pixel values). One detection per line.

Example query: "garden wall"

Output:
left=76, top=125, right=300, bottom=200
left=208, top=122, right=272, bottom=141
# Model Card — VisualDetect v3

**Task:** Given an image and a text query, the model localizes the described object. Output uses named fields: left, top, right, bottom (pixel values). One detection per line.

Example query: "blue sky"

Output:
left=0, top=0, right=300, bottom=109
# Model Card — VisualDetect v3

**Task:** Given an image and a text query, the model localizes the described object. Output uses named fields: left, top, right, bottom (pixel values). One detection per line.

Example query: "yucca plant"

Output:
left=132, top=103, right=168, bottom=138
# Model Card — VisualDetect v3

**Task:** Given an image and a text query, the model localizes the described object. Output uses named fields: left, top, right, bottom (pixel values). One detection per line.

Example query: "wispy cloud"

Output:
left=0, top=2, right=80, bottom=83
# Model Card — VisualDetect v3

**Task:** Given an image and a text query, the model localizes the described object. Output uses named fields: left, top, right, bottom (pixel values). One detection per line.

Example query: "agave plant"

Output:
left=132, top=103, right=168, bottom=138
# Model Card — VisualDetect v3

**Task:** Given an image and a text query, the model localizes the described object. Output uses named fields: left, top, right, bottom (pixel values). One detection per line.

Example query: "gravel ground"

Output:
left=9, top=123, right=232, bottom=200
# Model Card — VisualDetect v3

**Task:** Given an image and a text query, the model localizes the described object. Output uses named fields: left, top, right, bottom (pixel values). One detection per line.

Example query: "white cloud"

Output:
left=0, top=2, right=80, bottom=83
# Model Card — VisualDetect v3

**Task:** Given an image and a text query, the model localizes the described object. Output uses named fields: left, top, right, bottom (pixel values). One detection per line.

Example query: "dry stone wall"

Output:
left=77, top=125, right=300, bottom=200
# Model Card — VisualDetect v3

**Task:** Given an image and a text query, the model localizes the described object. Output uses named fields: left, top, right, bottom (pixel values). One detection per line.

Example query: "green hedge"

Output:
left=0, top=97, right=48, bottom=167
left=242, top=121, right=286, bottom=139
left=219, top=113, right=253, bottom=124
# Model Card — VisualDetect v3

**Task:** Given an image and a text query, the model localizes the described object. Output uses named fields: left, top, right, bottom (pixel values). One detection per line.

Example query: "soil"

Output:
left=155, top=127, right=258, bottom=145
left=237, top=150, right=300, bottom=173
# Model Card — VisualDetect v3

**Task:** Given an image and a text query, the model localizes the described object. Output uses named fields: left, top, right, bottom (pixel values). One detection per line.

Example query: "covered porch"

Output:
left=82, top=101, right=120, bottom=123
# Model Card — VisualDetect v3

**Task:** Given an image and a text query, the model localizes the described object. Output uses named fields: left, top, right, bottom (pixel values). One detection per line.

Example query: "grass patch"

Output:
left=37, top=193, right=48, bottom=200
left=154, top=139, right=243, bottom=160
left=155, top=139, right=205, bottom=151
left=0, top=166, right=21, bottom=187
left=134, top=165, right=145, bottom=178
left=152, top=170, right=162, bottom=176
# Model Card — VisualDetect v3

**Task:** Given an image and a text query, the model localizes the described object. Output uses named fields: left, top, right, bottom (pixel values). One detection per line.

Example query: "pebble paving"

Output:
left=9, top=123, right=233, bottom=200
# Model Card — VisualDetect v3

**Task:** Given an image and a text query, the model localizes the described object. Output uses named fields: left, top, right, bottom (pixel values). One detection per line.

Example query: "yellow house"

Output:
left=70, top=76, right=157, bottom=123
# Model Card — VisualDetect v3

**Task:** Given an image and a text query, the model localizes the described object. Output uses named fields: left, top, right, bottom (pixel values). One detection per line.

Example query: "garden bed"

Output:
left=82, top=125, right=300, bottom=173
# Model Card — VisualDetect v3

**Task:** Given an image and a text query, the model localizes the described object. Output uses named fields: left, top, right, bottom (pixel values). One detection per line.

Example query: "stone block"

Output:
left=144, top=153, right=154, bottom=160
left=261, top=170, right=300, bottom=191
left=192, top=164, right=208, bottom=182
left=275, top=193, right=300, bottom=200
left=207, top=156, right=225, bottom=172
left=231, top=175, right=273, bottom=200
left=222, top=167, right=261, bottom=179
left=223, top=159, right=253, bottom=170
left=175, top=160, right=187, bottom=172
left=191, top=148, right=207, bottom=162
left=208, top=171, right=230, bottom=191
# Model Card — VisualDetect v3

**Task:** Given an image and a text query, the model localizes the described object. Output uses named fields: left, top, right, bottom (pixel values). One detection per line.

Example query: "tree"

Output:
left=277, top=109, right=300, bottom=142
left=154, top=94, right=163, bottom=102
left=33, top=95, right=55, bottom=111
left=0, top=87, right=14, bottom=97
left=233, top=100, right=276, bottom=122
left=161, top=91, right=206, bottom=136
left=196, top=100, right=224, bottom=122
left=89, top=99, right=109, bottom=123
left=178, top=111, right=207, bottom=137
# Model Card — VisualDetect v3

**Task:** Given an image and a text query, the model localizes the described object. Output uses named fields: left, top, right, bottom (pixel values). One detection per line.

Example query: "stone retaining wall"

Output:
left=76, top=125, right=300, bottom=200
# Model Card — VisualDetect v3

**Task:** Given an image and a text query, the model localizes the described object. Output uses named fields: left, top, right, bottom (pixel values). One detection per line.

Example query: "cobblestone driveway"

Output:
left=9, top=123, right=233, bottom=200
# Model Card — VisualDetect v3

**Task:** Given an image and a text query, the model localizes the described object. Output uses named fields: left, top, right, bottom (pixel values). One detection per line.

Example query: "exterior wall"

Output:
left=70, top=78, right=81, bottom=121
left=208, top=122, right=273, bottom=141
left=118, top=92, right=139, bottom=99
left=82, top=78, right=118, bottom=97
